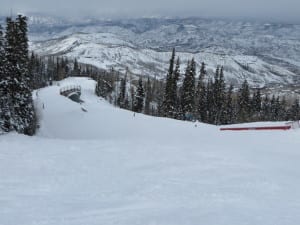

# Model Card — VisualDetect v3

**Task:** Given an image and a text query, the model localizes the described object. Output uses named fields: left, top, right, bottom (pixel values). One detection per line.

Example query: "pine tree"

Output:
left=171, top=57, right=180, bottom=118
left=206, top=79, right=214, bottom=123
left=117, top=72, right=127, bottom=108
left=279, top=97, right=287, bottom=121
left=73, top=58, right=80, bottom=76
left=144, top=77, right=152, bottom=115
left=196, top=62, right=207, bottom=122
left=288, top=99, right=300, bottom=121
left=223, top=84, right=235, bottom=124
left=210, top=66, right=226, bottom=124
left=274, top=96, right=283, bottom=121
left=237, top=79, right=251, bottom=122
left=95, top=73, right=113, bottom=98
left=251, top=88, right=262, bottom=121
left=0, top=24, right=12, bottom=132
left=217, top=66, right=226, bottom=124
left=181, top=59, right=196, bottom=120
left=162, top=48, right=176, bottom=117
left=261, top=95, right=271, bottom=121
left=270, top=95, right=278, bottom=121
left=16, top=15, right=30, bottom=84
left=133, top=77, right=145, bottom=113
left=15, top=15, right=36, bottom=135
left=4, top=16, right=36, bottom=135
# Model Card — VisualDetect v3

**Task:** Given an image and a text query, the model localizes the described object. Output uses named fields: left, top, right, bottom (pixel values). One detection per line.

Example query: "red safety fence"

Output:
left=220, top=125, right=291, bottom=131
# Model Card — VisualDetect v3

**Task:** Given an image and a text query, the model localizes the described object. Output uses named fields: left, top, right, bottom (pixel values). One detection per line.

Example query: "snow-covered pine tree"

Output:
left=223, top=84, right=235, bottom=124
left=133, top=77, right=145, bottom=113
left=237, top=79, right=251, bottom=122
left=162, top=48, right=175, bottom=118
left=16, top=15, right=30, bottom=84
left=171, top=57, right=180, bottom=118
left=117, top=72, right=127, bottom=108
left=144, top=77, right=152, bottom=115
left=288, top=99, right=300, bottom=121
left=196, top=62, right=207, bottom=122
left=181, top=58, right=196, bottom=120
left=28, top=52, right=48, bottom=89
left=0, top=24, right=12, bottom=132
left=72, top=58, right=80, bottom=76
left=278, top=97, right=287, bottom=121
left=15, top=15, right=36, bottom=135
left=274, top=96, right=282, bottom=121
left=217, top=66, right=227, bottom=124
left=210, top=67, right=220, bottom=123
left=270, top=95, right=278, bottom=121
left=206, top=78, right=214, bottom=123
left=251, top=88, right=262, bottom=121
left=2, top=18, right=17, bottom=132
left=5, top=15, right=36, bottom=135
left=261, top=95, right=271, bottom=121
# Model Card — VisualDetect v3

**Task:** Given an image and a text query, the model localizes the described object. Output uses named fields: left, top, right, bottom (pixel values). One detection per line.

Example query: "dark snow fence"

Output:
left=59, top=85, right=82, bottom=97
left=59, top=85, right=84, bottom=103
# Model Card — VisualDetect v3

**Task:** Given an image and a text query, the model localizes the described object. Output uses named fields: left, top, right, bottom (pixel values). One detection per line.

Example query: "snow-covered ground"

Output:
left=1, top=77, right=300, bottom=225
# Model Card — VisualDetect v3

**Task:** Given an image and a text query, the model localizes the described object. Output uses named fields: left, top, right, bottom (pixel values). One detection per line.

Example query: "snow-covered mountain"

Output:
left=27, top=15, right=300, bottom=87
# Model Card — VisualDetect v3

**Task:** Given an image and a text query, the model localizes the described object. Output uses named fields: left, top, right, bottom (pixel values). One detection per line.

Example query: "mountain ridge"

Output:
left=17, top=15, right=300, bottom=88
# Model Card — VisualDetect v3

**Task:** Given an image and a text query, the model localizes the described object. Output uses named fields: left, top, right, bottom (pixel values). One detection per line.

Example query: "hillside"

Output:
left=1, top=77, right=300, bottom=225
left=26, top=16, right=300, bottom=88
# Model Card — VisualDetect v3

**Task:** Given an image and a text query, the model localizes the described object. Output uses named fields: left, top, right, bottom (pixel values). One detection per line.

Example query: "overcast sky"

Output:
left=0, top=0, right=299, bottom=22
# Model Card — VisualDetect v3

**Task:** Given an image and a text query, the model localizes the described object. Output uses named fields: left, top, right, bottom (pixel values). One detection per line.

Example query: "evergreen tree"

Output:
left=16, top=15, right=30, bottom=83
left=274, top=96, right=283, bottom=121
left=0, top=24, right=12, bottom=132
left=237, top=79, right=251, bottom=122
left=72, top=58, right=80, bottom=76
left=133, top=77, right=145, bottom=113
left=270, top=95, right=278, bottom=121
left=162, top=48, right=176, bottom=117
left=4, top=16, right=36, bottom=135
left=117, top=72, right=127, bottom=108
left=216, top=66, right=226, bottom=124
left=206, top=79, right=214, bottom=123
left=261, top=95, right=271, bottom=121
left=223, top=84, right=235, bottom=124
left=288, top=99, right=300, bottom=121
left=209, top=66, right=226, bottom=124
left=15, top=15, right=36, bottom=135
left=171, top=57, right=180, bottom=118
left=181, top=59, right=196, bottom=120
left=144, top=77, right=152, bottom=115
left=95, top=73, right=113, bottom=98
left=279, top=97, right=287, bottom=121
left=251, top=88, right=262, bottom=121
left=196, top=62, right=207, bottom=122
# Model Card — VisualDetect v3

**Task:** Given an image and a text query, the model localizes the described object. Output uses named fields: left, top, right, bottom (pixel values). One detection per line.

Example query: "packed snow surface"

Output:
left=1, top=77, right=300, bottom=225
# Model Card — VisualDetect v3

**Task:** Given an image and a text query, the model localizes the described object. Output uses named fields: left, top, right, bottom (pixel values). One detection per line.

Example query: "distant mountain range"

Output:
left=3, top=14, right=300, bottom=88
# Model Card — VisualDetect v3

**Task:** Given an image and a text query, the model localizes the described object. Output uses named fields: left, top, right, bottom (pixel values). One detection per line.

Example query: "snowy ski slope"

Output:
left=1, top=77, right=300, bottom=225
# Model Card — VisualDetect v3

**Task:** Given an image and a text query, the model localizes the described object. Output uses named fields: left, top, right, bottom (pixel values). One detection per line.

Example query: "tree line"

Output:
left=96, top=49, right=300, bottom=124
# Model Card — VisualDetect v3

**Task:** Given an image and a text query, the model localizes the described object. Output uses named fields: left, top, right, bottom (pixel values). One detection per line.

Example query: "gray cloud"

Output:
left=0, top=0, right=299, bottom=22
